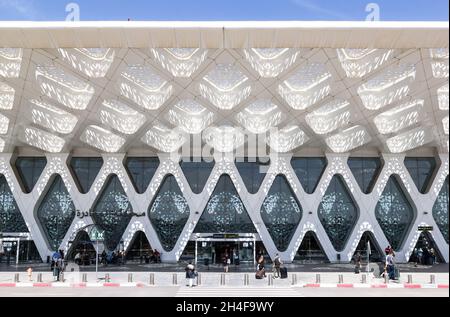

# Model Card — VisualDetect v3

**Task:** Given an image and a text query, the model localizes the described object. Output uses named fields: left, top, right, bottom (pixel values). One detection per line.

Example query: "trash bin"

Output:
left=204, top=258, right=210, bottom=266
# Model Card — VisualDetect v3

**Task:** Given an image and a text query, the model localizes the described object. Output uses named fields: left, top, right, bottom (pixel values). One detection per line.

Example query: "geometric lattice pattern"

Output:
left=0, top=23, right=448, bottom=264
left=0, top=152, right=448, bottom=264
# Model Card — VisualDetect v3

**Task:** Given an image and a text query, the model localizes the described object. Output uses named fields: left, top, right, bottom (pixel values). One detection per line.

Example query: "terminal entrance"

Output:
left=0, top=235, right=41, bottom=265
left=408, top=231, right=444, bottom=265
left=194, top=234, right=257, bottom=266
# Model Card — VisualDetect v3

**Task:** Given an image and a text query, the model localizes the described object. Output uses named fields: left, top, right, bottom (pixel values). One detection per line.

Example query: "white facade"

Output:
left=0, top=22, right=448, bottom=264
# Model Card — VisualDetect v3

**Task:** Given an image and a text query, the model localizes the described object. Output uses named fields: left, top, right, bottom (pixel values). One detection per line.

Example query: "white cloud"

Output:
left=291, top=0, right=350, bottom=20
left=0, top=0, right=39, bottom=19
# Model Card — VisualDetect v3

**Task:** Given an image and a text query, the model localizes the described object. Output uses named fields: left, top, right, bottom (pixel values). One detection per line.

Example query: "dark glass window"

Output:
left=92, top=175, right=133, bottom=251
left=348, top=157, right=382, bottom=194
left=433, top=177, right=449, bottom=244
left=194, top=175, right=256, bottom=234
left=70, top=157, right=103, bottom=194
left=15, top=157, right=47, bottom=193
left=0, top=175, right=28, bottom=233
left=148, top=175, right=190, bottom=252
left=404, top=157, right=437, bottom=194
left=318, top=175, right=359, bottom=252
left=235, top=158, right=270, bottom=194
left=261, top=175, right=302, bottom=252
left=37, top=175, right=75, bottom=251
left=375, top=176, right=415, bottom=251
left=125, top=158, right=160, bottom=194
left=180, top=158, right=215, bottom=194
left=291, top=157, right=327, bottom=194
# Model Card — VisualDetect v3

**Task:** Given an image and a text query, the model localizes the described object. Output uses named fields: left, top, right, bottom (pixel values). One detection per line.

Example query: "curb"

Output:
left=0, top=283, right=447, bottom=289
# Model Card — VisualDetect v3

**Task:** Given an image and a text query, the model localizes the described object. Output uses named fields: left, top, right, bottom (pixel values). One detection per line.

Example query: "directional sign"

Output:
left=418, top=226, right=433, bottom=232
left=89, top=227, right=105, bottom=242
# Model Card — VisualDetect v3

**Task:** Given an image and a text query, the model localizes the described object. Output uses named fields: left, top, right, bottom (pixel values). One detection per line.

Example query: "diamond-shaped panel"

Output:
left=261, top=175, right=302, bottom=252
left=0, top=175, right=28, bottom=233
left=148, top=175, right=190, bottom=252
left=37, top=175, right=75, bottom=251
left=318, top=175, right=359, bottom=251
left=375, top=176, right=415, bottom=251
left=92, top=175, right=133, bottom=251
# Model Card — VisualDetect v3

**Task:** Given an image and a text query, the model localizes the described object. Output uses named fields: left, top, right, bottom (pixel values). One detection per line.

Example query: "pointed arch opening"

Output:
left=408, top=231, right=445, bottom=265
left=294, top=231, right=329, bottom=263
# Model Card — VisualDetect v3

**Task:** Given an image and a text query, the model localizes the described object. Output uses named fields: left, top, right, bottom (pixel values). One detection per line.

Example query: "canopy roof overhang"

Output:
left=0, top=21, right=448, bottom=49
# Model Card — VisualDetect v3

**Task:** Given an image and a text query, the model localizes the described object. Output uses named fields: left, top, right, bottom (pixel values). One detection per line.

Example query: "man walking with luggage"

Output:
left=273, top=254, right=282, bottom=278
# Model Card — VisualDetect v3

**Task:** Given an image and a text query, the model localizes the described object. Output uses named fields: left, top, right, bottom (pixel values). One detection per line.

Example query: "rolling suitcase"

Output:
left=394, top=266, right=400, bottom=280
left=280, top=267, right=288, bottom=279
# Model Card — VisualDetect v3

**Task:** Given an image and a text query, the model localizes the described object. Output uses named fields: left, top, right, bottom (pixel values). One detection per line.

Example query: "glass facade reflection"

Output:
left=92, top=175, right=133, bottom=251
left=318, top=175, right=358, bottom=251
left=180, top=158, right=215, bottom=194
left=348, top=157, right=382, bottom=194
left=195, top=175, right=256, bottom=233
left=235, top=158, right=270, bottom=194
left=149, top=175, right=190, bottom=251
left=70, top=157, right=103, bottom=194
left=291, top=157, right=327, bottom=194
left=375, top=176, right=415, bottom=251
left=433, top=177, right=449, bottom=244
left=0, top=175, right=28, bottom=233
left=15, top=157, right=47, bottom=193
left=125, top=157, right=160, bottom=194
left=404, top=157, right=437, bottom=194
left=261, top=175, right=302, bottom=251
left=37, top=175, right=75, bottom=251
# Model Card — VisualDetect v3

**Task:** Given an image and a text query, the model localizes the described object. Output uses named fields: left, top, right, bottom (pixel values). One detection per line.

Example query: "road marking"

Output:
left=175, top=287, right=303, bottom=298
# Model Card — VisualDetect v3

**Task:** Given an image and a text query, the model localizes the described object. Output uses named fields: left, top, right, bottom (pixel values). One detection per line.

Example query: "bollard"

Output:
left=384, top=273, right=389, bottom=284
left=128, top=273, right=133, bottom=283
left=338, top=274, right=344, bottom=284
left=430, top=274, right=436, bottom=285
left=149, top=273, right=155, bottom=286
left=14, top=273, right=20, bottom=283
left=292, top=274, right=297, bottom=286
left=105, top=274, right=110, bottom=283
left=82, top=273, right=87, bottom=283
left=59, top=272, right=64, bottom=283
left=268, top=275, right=273, bottom=286
left=172, top=273, right=178, bottom=285
left=407, top=274, right=413, bottom=284
left=197, top=273, right=202, bottom=286
left=361, top=274, right=367, bottom=284
left=244, top=274, right=249, bottom=286
left=220, top=274, right=226, bottom=286
left=316, top=274, right=321, bottom=284
left=37, top=273, right=43, bottom=283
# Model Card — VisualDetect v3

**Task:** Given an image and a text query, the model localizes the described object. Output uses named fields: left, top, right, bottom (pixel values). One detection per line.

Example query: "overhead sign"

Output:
left=418, top=226, right=433, bottom=232
left=89, top=227, right=105, bottom=242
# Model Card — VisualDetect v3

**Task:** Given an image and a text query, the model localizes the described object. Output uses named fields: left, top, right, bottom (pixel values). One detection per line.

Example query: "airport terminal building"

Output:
left=0, top=22, right=448, bottom=265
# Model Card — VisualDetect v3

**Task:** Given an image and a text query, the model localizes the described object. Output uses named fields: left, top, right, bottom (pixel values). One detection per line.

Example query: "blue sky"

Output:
left=0, top=0, right=448, bottom=21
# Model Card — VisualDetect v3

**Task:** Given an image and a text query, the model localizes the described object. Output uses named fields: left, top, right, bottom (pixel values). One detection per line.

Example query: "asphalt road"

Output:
left=0, top=287, right=447, bottom=297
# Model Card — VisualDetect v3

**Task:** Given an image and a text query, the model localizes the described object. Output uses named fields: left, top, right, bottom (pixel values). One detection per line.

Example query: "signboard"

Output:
left=418, top=226, right=433, bottom=232
left=212, top=234, right=240, bottom=239
left=89, top=227, right=105, bottom=242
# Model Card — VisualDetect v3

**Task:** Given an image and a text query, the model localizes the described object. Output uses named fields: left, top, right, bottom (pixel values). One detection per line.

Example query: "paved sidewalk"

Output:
left=1, top=262, right=448, bottom=273
left=0, top=271, right=448, bottom=289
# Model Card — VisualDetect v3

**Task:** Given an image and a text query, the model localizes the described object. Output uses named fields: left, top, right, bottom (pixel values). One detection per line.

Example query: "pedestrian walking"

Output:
left=185, top=262, right=197, bottom=288
left=273, top=254, right=282, bottom=278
